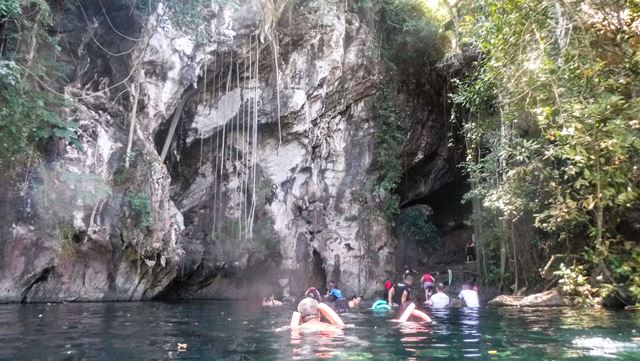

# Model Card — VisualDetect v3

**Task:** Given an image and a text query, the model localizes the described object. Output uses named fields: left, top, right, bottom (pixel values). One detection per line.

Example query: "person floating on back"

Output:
left=388, top=273, right=414, bottom=307
left=420, top=272, right=436, bottom=300
left=290, top=297, right=345, bottom=332
left=425, top=282, right=450, bottom=308
left=459, top=284, right=480, bottom=308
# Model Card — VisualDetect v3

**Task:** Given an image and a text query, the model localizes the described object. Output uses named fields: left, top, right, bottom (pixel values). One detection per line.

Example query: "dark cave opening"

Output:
left=308, top=249, right=328, bottom=296
left=395, top=173, right=474, bottom=274
left=404, top=174, right=472, bottom=228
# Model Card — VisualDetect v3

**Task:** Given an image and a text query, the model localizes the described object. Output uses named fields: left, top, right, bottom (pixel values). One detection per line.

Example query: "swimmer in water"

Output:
left=348, top=295, right=362, bottom=309
left=262, top=294, right=283, bottom=307
left=290, top=298, right=345, bottom=332
left=304, top=287, right=322, bottom=301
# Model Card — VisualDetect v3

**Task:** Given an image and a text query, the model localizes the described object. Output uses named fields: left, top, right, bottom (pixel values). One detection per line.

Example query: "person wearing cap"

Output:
left=382, top=280, right=394, bottom=300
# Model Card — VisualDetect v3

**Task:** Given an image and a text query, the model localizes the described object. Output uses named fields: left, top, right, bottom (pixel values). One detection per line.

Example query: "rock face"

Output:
left=0, top=1, right=459, bottom=302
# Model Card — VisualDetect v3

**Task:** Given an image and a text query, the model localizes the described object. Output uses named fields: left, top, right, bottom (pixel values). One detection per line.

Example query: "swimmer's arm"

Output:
left=411, top=309, right=432, bottom=323
left=290, top=311, right=301, bottom=328
left=401, top=290, right=409, bottom=305
left=317, top=302, right=346, bottom=327
left=388, top=287, right=394, bottom=306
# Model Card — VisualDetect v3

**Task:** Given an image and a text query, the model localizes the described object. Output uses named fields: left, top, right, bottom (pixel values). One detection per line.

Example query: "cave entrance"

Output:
left=307, top=249, right=327, bottom=295
left=396, top=174, right=474, bottom=280
left=403, top=175, right=471, bottom=227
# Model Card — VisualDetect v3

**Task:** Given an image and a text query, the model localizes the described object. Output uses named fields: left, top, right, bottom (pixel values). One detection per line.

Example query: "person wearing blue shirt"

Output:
left=326, top=280, right=349, bottom=313
left=328, top=280, right=343, bottom=299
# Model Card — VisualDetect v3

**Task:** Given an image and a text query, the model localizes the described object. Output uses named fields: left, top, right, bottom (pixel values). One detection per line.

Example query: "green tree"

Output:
left=453, top=0, right=640, bottom=302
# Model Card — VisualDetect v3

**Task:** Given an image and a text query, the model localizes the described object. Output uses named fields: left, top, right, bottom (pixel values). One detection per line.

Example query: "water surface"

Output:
left=1, top=301, right=639, bottom=360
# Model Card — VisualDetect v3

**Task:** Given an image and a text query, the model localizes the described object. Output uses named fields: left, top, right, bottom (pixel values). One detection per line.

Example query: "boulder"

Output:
left=489, top=289, right=573, bottom=307
left=488, top=295, right=524, bottom=307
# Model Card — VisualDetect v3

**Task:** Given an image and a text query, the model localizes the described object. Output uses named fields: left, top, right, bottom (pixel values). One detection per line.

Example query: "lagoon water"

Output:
left=1, top=301, right=639, bottom=360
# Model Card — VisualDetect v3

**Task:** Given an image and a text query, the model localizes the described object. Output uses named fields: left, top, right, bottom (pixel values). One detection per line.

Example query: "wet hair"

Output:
left=329, top=280, right=336, bottom=287
left=304, top=287, right=322, bottom=301
left=297, top=298, right=319, bottom=321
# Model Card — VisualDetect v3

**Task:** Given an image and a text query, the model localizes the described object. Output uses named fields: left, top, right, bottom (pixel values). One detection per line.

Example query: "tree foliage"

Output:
left=453, top=0, right=640, bottom=302
left=0, top=0, right=79, bottom=166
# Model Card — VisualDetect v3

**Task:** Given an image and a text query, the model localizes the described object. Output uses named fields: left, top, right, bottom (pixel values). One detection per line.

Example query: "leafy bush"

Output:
left=555, top=263, right=610, bottom=307
left=0, top=1, right=80, bottom=167
left=128, top=192, right=151, bottom=228
left=379, top=0, right=446, bottom=85
left=396, top=207, right=439, bottom=246
left=0, top=62, right=80, bottom=166
left=372, top=85, right=404, bottom=219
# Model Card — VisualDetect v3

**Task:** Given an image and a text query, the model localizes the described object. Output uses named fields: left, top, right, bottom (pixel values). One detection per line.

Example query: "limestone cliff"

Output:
left=0, top=0, right=461, bottom=302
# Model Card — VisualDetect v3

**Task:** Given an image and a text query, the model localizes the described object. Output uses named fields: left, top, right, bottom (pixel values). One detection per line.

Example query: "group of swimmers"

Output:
left=281, top=271, right=480, bottom=332
left=384, top=271, right=480, bottom=310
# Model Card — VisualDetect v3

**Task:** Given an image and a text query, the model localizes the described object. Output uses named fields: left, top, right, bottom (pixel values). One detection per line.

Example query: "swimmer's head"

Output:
left=404, top=274, right=415, bottom=286
left=304, top=287, right=321, bottom=301
left=297, top=298, right=319, bottom=322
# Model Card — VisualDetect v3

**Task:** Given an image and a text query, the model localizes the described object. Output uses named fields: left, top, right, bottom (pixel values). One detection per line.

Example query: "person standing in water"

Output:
left=382, top=280, right=394, bottom=300
left=326, top=280, right=349, bottom=313
left=388, top=273, right=414, bottom=307
left=459, top=284, right=480, bottom=308
left=326, top=281, right=343, bottom=300
left=420, top=272, right=436, bottom=299
left=425, top=283, right=450, bottom=308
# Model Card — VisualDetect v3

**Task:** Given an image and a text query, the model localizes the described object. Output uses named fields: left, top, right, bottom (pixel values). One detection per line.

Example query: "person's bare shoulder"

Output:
left=299, top=321, right=343, bottom=333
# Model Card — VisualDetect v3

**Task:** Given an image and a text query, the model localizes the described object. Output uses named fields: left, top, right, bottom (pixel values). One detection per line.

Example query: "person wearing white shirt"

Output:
left=426, top=283, right=450, bottom=308
left=458, top=284, right=480, bottom=308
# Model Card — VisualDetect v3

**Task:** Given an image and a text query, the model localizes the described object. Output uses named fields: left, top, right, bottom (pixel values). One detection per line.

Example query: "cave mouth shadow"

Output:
left=308, top=248, right=328, bottom=295
left=402, top=175, right=471, bottom=228
left=395, top=174, right=473, bottom=273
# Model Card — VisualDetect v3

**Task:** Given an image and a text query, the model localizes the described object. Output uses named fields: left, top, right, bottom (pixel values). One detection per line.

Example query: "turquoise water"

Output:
left=0, top=301, right=639, bottom=360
